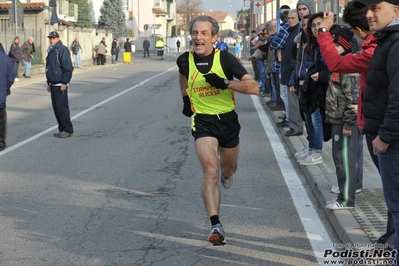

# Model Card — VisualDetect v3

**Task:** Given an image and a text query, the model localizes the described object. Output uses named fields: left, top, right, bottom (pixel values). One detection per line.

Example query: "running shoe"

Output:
left=221, top=173, right=233, bottom=189
left=294, top=146, right=309, bottom=160
left=325, top=201, right=354, bottom=210
left=208, top=223, right=226, bottom=245
left=297, top=151, right=323, bottom=165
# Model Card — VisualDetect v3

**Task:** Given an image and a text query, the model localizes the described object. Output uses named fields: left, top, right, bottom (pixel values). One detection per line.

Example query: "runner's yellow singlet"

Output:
left=186, top=50, right=236, bottom=115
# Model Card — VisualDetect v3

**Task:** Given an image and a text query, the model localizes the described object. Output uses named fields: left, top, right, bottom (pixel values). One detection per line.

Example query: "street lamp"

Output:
left=44, top=0, right=59, bottom=35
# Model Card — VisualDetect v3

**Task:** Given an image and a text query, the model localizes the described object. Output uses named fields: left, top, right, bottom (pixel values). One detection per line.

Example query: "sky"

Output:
left=201, top=0, right=249, bottom=16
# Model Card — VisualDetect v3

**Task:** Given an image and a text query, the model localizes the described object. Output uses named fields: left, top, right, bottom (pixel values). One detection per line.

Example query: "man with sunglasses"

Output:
left=46, top=31, right=74, bottom=138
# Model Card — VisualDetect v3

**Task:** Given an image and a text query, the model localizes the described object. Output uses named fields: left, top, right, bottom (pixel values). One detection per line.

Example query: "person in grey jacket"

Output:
left=0, top=50, right=15, bottom=150
left=96, top=38, right=107, bottom=65
left=45, top=31, right=74, bottom=138
left=20, top=37, right=34, bottom=78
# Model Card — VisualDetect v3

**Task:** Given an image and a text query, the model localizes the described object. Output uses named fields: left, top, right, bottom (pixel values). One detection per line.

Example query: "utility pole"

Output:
left=8, top=0, right=24, bottom=36
left=331, top=0, right=340, bottom=24
left=263, top=0, right=267, bottom=23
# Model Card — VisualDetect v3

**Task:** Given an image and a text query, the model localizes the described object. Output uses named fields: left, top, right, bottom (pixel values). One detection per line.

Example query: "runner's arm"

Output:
left=227, top=74, right=259, bottom=95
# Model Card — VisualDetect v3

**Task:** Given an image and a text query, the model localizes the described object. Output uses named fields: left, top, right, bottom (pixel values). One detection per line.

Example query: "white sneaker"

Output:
left=331, top=185, right=362, bottom=194
left=14, top=78, right=19, bottom=81
left=325, top=201, right=354, bottom=210
left=326, top=197, right=338, bottom=204
left=294, top=146, right=309, bottom=160
left=297, top=151, right=323, bottom=165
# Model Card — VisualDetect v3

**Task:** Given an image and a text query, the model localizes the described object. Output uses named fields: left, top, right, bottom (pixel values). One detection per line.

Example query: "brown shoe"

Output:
left=269, top=105, right=284, bottom=111
left=58, top=131, right=73, bottom=138
left=269, top=102, right=278, bottom=108
left=266, top=100, right=273, bottom=105
left=278, top=113, right=286, bottom=120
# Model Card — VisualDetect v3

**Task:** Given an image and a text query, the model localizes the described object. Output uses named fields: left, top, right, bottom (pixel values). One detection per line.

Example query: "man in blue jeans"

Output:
left=354, top=0, right=399, bottom=261
left=20, top=37, right=34, bottom=78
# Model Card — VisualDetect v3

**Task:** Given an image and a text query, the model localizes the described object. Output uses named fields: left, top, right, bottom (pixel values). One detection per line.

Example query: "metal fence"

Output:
left=0, top=28, right=43, bottom=65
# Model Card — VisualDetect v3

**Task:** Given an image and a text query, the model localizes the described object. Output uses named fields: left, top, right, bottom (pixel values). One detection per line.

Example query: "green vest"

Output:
left=186, top=50, right=235, bottom=115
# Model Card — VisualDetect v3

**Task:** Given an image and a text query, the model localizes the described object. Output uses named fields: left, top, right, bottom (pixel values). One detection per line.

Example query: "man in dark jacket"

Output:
left=0, top=50, right=15, bottom=151
left=8, top=36, right=22, bottom=81
left=354, top=0, right=399, bottom=260
left=282, top=10, right=303, bottom=136
left=143, top=38, right=150, bottom=58
left=45, top=31, right=74, bottom=138
left=124, top=38, right=132, bottom=53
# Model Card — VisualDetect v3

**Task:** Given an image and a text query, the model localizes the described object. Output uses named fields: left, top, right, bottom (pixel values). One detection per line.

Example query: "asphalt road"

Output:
left=0, top=55, right=339, bottom=266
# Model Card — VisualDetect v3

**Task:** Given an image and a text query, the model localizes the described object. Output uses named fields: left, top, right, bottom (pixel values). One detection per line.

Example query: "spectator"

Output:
left=353, top=0, right=399, bottom=257
left=270, top=5, right=291, bottom=127
left=115, top=40, right=120, bottom=62
left=176, top=39, right=181, bottom=53
left=111, top=38, right=119, bottom=64
left=266, top=21, right=284, bottom=111
left=20, top=37, right=34, bottom=78
left=323, top=27, right=359, bottom=210
left=143, top=38, right=150, bottom=58
left=71, top=37, right=83, bottom=68
left=249, top=30, right=260, bottom=81
left=96, top=38, right=107, bottom=65
left=8, top=36, right=22, bottom=82
left=124, top=38, right=132, bottom=63
left=45, top=31, right=74, bottom=138
left=0, top=48, right=15, bottom=151
left=298, top=12, right=334, bottom=165
left=0, top=42, right=4, bottom=53
left=283, top=10, right=303, bottom=137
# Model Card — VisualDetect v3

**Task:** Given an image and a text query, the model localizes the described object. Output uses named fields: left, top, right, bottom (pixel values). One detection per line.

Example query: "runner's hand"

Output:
left=204, top=73, right=228, bottom=90
left=182, top=95, right=193, bottom=117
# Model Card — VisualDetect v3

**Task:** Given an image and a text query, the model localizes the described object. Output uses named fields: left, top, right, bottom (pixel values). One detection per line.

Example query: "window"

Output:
left=122, top=0, right=129, bottom=11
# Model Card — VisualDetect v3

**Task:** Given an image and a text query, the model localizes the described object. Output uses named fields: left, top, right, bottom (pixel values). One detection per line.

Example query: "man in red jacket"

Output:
left=317, top=2, right=396, bottom=251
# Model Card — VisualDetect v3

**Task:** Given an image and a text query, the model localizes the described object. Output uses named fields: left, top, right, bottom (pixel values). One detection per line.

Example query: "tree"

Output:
left=177, top=0, right=203, bottom=33
left=98, top=0, right=127, bottom=38
left=70, top=0, right=92, bottom=28
left=237, top=9, right=250, bottom=34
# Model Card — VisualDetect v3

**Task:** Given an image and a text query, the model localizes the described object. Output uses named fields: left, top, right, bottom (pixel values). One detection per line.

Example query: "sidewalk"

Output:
left=257, top=87, right=387, bottom=246
left=13, top=61, right=119, bottom=87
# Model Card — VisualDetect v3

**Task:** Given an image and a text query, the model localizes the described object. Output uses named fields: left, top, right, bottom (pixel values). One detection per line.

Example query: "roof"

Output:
left=201, top=11, right=233, bottom=21
left=0, top=2, right=45, bottom=10
left=152, top=8, right=168, bottom=15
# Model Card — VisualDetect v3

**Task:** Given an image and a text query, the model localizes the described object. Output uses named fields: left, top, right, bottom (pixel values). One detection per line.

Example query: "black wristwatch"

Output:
left=224, top=79, right=230, bottom=88
left=318, top=27, right=328, bottom=33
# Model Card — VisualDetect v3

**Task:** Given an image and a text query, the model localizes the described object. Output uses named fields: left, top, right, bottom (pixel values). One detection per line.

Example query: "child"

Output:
left=324, top=27, right=359, bottom=210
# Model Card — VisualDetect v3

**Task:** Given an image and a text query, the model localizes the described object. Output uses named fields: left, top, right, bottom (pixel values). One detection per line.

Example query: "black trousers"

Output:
left=143, top=49, right=150, bottom=57
left=0, top=108, right=6, bottom=149
left=97, top=54, right=105, bottom=65
left=50, top=85, right=73, bottom=134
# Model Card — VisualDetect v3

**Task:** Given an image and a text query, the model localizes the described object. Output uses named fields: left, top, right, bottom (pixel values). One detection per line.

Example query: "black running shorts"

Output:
left=192, top=110, right=241, bottom=148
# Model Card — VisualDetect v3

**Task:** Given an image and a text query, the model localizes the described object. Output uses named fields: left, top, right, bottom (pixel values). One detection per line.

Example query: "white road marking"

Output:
left=251, top=95, right=334, bottom=265
left=0, top=67, right=176, bottom=157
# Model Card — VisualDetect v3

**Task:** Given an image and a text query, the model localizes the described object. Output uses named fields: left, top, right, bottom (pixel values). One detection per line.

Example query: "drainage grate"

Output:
left=350, top=189, right=388, bottom=243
